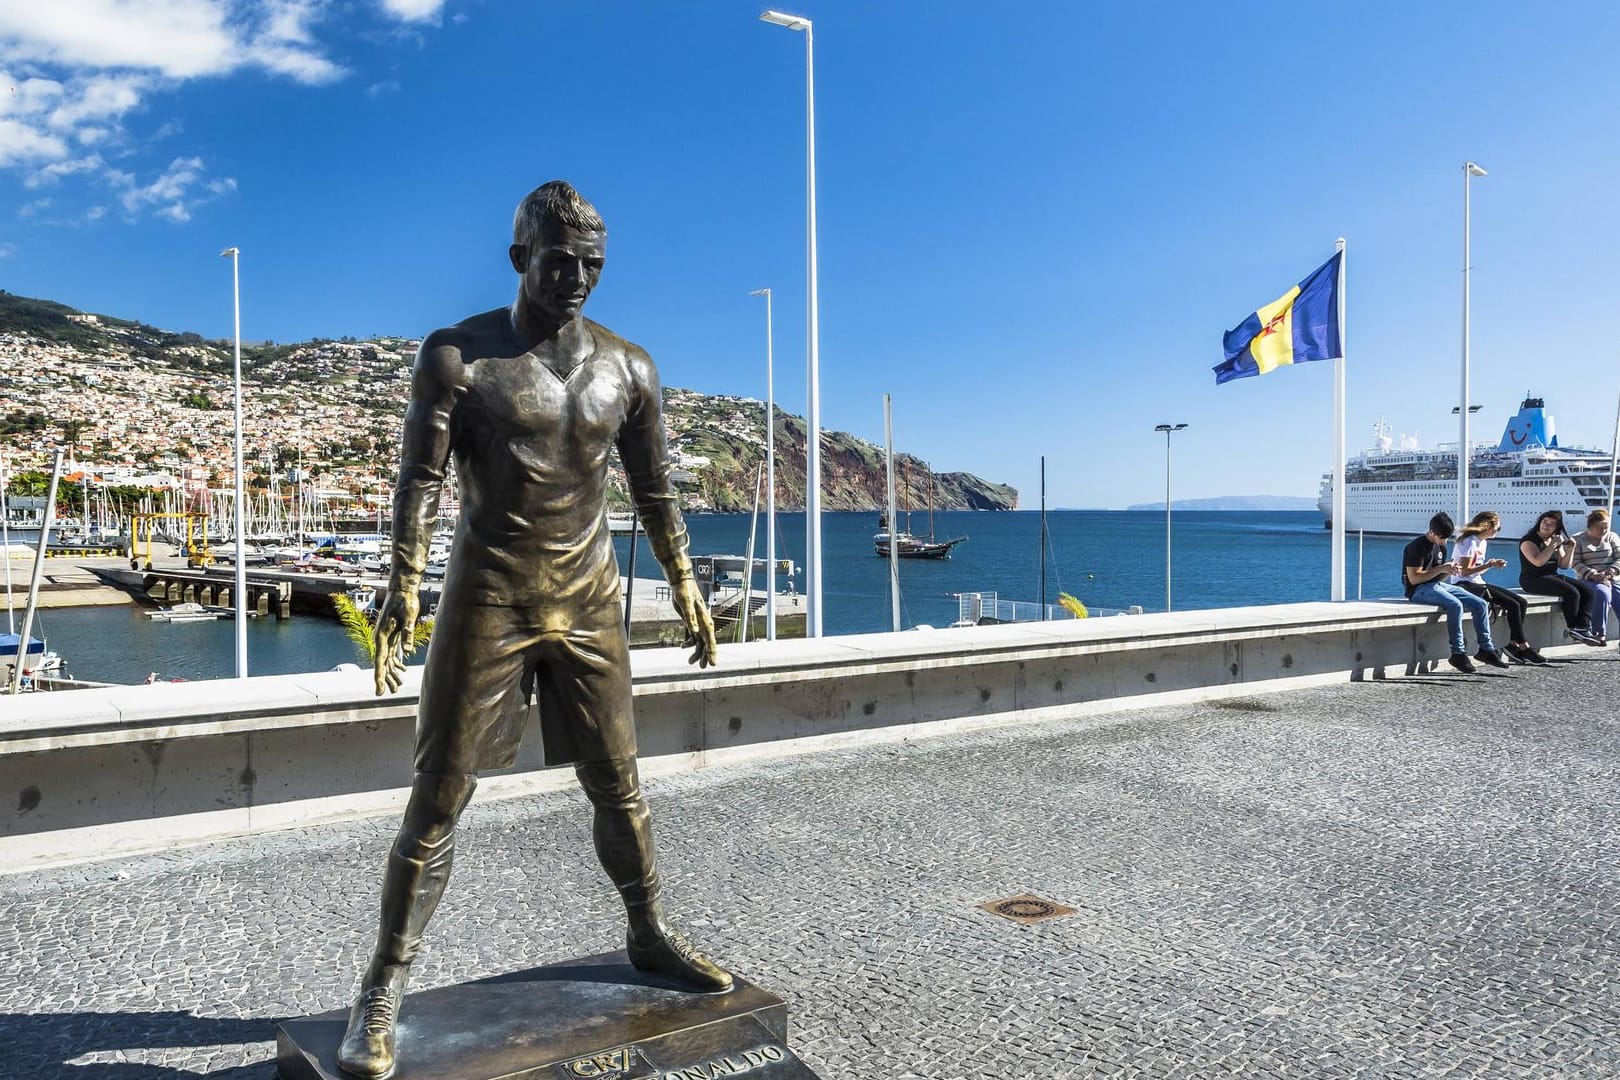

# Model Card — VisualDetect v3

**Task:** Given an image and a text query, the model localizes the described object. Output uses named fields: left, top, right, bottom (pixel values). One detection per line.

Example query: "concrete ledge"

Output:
left=0, top=595, right=1579, bottom=868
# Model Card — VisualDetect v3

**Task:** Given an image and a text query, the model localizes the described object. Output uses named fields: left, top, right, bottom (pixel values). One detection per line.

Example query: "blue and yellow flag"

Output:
left=1214, top=251, right=1342, bottom=385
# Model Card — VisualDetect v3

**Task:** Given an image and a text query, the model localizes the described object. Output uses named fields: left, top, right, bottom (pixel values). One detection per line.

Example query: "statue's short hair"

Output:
left=513, top=181, right=606, bottom=247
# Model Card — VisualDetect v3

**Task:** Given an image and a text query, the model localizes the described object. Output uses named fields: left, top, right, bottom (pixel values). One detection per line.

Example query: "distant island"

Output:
left=1124, top=495, right=1319, bottom=512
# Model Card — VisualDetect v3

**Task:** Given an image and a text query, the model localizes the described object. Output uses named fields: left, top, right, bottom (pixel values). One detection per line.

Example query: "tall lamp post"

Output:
left=760, top=8, right=822, bottom=637
left=748, top=287, right=777, bottom=640
left=1155, top=423, right=1187, bottom=612
left=1459, top=161, right=1487, bottom=526
left=220, top=246, right=247, bottom=677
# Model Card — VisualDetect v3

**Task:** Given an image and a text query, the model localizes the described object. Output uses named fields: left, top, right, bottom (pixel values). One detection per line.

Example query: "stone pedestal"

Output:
left=275, top=951, right=821, bottom=1080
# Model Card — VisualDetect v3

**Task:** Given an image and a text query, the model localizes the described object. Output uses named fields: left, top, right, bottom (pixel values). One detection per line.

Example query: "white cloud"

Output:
left=18, top=196, right=52, bottom=218
left=0, top=1, right=344, bottom=181
left=0, top=116, right=66, bottom=165
left=47, top=74, right=148, bottom=129
left=0, top=1, right=335, bottom=81
left=111, top=154, right=235, bottom=223
left=0, top=241, right=16, bottom=257
left=0, top=0, right=450, bottom=223
left=119, top=154, right=201, bottom=211
left=84, top=205, right=106, bottom=221
left=379, top=0, right=446, bottom=23
left=25, top=153, right=104, bottom=188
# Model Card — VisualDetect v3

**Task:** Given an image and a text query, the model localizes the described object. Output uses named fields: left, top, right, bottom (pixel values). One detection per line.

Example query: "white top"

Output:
left=1450, top=534, right=1488, bottom=584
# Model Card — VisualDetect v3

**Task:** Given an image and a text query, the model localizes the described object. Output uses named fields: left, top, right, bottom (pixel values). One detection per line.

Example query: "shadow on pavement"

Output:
left=0, top=1010, right=277, bottom=1079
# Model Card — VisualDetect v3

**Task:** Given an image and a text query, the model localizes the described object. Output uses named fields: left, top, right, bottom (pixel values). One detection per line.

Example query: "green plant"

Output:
left=331, top=592, right=433, bottom=663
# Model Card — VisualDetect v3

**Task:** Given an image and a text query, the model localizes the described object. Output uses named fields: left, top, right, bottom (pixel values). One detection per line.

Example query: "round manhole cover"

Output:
left=994, top=898, right=1057, bottom=919
left=980, top=893, right=1076, bottom=923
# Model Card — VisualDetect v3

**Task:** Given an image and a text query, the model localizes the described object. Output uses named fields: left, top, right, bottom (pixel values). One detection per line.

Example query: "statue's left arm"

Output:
left=618, top=348, right=717, bottom=667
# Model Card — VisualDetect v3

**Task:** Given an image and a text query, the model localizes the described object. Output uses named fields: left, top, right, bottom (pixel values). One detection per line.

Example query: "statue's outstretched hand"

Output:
left=672, top=576, right=718, bottom=668
left=373, top=589, right=421, bottom=696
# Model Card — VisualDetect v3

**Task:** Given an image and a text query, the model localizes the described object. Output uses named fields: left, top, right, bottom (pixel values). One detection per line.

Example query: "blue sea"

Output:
left=18, top=510, right=1457, bottom=686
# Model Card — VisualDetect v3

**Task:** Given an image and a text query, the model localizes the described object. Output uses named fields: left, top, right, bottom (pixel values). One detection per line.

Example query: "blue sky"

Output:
left=3, top=1, right=1619, bottom=508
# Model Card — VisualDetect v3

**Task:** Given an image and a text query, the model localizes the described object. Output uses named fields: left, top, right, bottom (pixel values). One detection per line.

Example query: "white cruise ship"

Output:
left=1319, top=396, right=1616, bottom=536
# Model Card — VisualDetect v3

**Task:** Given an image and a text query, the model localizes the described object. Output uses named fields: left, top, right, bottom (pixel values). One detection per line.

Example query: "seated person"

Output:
left=1572, top=508, right=1620, bottom=644
left=1404, top=511, right=1507, bottom=672
left=1518, top=509, right=1603, bottom=646
left=1450, top=510, right=1545, bottom=664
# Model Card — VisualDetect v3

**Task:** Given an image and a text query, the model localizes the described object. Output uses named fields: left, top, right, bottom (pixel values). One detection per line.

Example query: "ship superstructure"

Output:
left=1319, top=397, right=1616, bottom=536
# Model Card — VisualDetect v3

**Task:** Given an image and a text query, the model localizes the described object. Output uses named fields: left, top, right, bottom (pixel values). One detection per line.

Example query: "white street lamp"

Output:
left=1459, top=161, right=1486, bottom=527
left=220, top=246, right=247, bottom=677
left=760, top=8, right=822, bottom=637
left=748, top=287, right=778, bottom=640
left=1154, top=423, right=1187, bottom=612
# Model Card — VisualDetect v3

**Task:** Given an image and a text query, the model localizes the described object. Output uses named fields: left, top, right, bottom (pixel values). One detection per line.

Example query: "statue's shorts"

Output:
left=413, top=596, right=635, bottom=774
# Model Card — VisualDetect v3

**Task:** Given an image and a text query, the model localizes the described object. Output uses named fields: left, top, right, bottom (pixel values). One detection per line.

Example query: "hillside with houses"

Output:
left=0, top=291, right=1017, bottom=514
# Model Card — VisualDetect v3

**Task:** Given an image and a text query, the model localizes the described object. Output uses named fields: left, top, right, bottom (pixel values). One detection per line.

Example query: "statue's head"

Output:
left=509, top=180, right=607, bottom=321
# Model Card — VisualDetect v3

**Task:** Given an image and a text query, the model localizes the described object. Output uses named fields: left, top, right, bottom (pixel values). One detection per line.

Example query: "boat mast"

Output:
left=738, top=464, right=764, bottom=644
left=1039, top=456, right=1047, bottom=620
left=0, top=451, right=13, bottom=633
left=926, top=462, right=935, bottom=541
left=10, top=449, right=63, bottom=694
left=885, top=394, right=899, bottom=632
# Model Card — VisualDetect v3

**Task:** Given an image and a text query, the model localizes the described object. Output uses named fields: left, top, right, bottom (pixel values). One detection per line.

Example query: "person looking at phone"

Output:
left=1518, top=509, right=1602, bottom=646
left=1404, top=511, right=1508, bottom=672
left=1450, top=510, right=1545, bottom=664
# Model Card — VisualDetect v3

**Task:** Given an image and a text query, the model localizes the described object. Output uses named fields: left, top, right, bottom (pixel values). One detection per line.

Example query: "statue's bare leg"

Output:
left=338, top=770, right=478, bottom=1079
left=575, top=757, right=732, bottom=992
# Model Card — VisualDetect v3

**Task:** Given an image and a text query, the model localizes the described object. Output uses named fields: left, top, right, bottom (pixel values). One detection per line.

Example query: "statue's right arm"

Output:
left=389, top=334, right=463, bottom=598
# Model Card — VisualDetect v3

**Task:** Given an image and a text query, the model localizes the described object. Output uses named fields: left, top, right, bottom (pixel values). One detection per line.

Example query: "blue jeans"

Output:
left=1587, top=580, right=1620, bottom=639
left=1410, top=580, right=1496, bottom=655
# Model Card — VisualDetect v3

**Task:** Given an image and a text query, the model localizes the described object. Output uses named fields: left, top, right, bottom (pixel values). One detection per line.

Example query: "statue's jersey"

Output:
left=392, top=311, right=687, bottom=629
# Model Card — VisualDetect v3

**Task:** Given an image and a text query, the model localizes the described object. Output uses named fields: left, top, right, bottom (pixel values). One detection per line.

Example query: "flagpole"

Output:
left=1332, top=238, right=1347, bottom=602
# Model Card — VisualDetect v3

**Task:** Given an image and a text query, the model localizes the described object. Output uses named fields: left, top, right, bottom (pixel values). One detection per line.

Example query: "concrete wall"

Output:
left=0, top=597, right=1574, bottom=869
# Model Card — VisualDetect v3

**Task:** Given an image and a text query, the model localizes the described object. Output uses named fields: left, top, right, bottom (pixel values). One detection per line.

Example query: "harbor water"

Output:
left=11, top=510, right=1458, bottom=686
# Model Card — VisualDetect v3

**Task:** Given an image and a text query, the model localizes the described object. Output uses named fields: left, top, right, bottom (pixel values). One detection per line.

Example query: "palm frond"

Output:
left=330, top=593, right=378, bottom=662
left=407, top=616, right=434, bottom=654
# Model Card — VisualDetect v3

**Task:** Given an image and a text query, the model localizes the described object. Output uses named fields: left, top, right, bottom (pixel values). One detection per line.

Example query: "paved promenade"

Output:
left=3, top=652, right=1619, bottom=1078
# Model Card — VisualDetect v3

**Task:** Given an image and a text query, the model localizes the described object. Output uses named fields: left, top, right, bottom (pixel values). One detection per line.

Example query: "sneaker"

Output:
left=1569, top=627, right=1603, bottom=647
left=1448, top=653, right=1476, bottom=673
left=1474, top=649, right=1511, bottom=670
left=1506, top=643, right=1547, bottom=665
left=1522, top=647, right=1549, bottom=664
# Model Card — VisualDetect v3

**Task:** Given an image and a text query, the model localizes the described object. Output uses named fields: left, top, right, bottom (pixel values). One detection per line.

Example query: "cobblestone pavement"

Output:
left=4, top=654, right=1620, bottom=1079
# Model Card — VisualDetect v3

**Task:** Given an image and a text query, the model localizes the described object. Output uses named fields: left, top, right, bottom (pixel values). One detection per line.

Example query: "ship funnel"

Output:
left=1498, top=396, right=1558, bottom=451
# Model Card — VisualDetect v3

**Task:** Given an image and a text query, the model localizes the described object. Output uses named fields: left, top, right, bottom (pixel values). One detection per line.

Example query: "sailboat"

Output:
left=873, top=461, right=968, bottom=559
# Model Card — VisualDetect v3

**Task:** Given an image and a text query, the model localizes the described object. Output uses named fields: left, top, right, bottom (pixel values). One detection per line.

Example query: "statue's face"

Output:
left=514, top=222, right=605, bottom=320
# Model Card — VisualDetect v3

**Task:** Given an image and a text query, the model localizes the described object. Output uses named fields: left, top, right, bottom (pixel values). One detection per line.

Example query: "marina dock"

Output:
left=12, top=556, right=807, bottom=644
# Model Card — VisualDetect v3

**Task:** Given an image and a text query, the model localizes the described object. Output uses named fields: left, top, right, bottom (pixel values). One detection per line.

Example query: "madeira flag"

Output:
left=1214, top=251, right=1342, bottom=385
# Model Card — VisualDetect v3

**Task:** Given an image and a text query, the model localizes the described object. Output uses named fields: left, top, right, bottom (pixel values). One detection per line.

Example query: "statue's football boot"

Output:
left=627, top=922, right=734, bottom=993
left=336, top=985, right=401, bottom=1079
